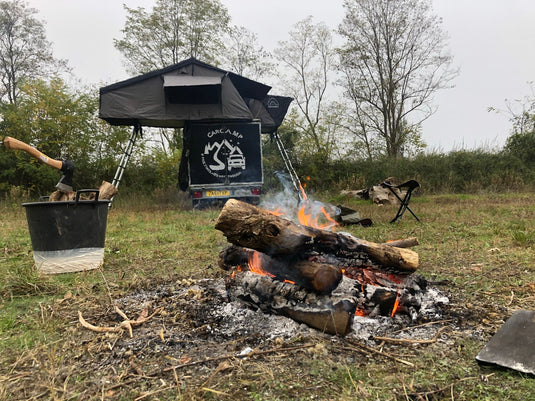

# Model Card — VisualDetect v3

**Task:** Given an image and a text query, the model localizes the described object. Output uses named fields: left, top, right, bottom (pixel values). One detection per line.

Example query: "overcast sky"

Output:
left=25, top=0, right=535, bottom=152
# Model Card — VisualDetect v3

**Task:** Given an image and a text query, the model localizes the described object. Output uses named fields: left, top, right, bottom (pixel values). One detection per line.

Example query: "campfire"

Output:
left=215, top=199, right=446, bottom=335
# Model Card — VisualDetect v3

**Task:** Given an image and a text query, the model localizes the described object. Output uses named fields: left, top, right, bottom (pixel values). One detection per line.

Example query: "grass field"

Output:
left=1, top=191, right=534, bottom=400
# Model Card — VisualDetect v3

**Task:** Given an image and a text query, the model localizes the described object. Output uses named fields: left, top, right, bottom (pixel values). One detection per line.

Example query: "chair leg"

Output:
left=388, top=189, right=420, bottom=223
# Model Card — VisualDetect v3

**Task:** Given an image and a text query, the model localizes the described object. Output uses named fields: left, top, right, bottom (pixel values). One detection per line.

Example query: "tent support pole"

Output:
left=273, top=131, right=305, bottom=203
left=109, top=123, right=141, bottom=206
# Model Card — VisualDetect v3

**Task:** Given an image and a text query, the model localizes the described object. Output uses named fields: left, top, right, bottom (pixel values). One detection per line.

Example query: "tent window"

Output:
left=163, top=75, right=222, bottom=104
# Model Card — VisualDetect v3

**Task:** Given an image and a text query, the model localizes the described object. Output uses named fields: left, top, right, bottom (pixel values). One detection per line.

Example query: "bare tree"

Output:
left=0, top=0, right=66, bottom=105
left=223, top=25, right=273, bottom=81
left=338, top=0, right=458, bottom=157
left=274, top=17, right=337, bottom=160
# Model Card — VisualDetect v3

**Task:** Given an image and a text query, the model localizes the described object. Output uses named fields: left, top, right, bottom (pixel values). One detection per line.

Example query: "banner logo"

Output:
left=201, top=128, right=246, bottom=179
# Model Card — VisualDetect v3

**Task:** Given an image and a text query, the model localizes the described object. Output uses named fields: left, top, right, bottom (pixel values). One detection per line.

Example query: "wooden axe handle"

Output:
left=3, top=136, right=63, bottom=170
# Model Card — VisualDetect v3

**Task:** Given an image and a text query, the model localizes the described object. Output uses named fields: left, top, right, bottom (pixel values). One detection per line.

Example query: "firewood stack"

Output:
left=215, top=199, right=422, bottom=335
left=48, top=181, right=118, bottom=202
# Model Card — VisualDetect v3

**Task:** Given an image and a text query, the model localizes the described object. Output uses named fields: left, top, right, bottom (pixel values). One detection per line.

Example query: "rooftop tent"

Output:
left=99, top=58, right=293, bottom=195
left=99, top=57, right=273, bottom=128
left=244, top=95, right=294, bottom=133
left=262, top=95, right=294, bottom=133
left=263, top=96, right=293, bottom=127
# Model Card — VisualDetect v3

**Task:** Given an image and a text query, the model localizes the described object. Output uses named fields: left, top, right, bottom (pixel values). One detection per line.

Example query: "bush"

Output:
left=288, top=149, right=534, bottom=194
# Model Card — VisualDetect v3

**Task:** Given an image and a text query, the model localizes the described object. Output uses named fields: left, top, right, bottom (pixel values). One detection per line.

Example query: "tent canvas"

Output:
left=99, top=57, right=288, bottom=130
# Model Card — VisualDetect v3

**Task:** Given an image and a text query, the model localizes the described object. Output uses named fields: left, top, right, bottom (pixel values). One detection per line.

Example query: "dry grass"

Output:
left=1, top=192, right=535, bottom=400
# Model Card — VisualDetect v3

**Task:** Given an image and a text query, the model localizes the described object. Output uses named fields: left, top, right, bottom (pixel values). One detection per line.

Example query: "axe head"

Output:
left=56, top=160, right=74, bottom=193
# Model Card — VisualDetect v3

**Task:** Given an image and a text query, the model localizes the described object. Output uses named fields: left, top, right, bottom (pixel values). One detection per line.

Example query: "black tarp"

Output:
left=99, top=57, right=289, bottom=132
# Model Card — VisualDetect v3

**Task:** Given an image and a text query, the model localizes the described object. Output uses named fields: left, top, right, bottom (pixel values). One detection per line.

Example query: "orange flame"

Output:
left=390, top=290, right=401, bottom=317
left=297, top=204, right=338, bottom=230
left=248, top=251, right=275, bottom=278
left=297, top=205, right=311, bottom=226
left=298, top=182, right=308, bottom=201
left=320, top=206, right=338, bottom=229
left=268, top=208, right=284, bottom=216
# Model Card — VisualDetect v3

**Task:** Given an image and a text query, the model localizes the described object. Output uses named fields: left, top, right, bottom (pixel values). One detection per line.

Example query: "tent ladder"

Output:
left=109, top=124, right=141, bottom=206
left=272, top=131, right=305, bottom=202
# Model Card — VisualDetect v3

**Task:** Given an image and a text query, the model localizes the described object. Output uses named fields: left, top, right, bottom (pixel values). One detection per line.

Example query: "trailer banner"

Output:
left=188, top=122, right=263, bottom=186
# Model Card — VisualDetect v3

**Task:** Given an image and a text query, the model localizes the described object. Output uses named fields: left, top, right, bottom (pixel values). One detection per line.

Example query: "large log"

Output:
left=219, top=245, right=342, bottom=294
left=220, top=245, right=414, bottom=293
left=215, top=199, right=418, bottom=273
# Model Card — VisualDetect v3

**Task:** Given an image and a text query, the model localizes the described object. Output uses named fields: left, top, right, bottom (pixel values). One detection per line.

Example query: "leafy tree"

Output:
left=338, top=0, right=457, bottom=157
left=503, top=118, right=535, bottom=168
left=114, top=0, right=231, bottom=75
left=113, top=0, right=232, bottom=155
left=274, top=16, right=338, bottom=161
left=496, top=84, right=535, bottom=168
left=0, top=0, right=66, bottom=105
left=0, top=78, right=131, bottom=194
left=504, top=131, right=535, bottom=167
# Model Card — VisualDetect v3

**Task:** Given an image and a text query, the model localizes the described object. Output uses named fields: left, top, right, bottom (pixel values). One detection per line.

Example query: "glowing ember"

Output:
left=354, top=308, right=367, bottom=317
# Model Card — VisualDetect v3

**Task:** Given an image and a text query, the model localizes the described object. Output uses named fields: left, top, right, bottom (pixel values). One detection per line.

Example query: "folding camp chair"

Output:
left=381, top=179, right=421, bottom=223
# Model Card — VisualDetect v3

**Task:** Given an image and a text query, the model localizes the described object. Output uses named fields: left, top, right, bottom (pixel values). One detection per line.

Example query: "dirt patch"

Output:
left=3, top=277, right=494, bottom=400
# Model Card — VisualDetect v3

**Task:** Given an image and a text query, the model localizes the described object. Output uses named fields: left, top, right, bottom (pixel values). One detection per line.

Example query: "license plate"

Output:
left=206, top=190, right=230, bottom=197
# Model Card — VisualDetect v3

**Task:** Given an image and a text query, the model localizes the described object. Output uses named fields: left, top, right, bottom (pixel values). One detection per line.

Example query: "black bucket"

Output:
left=22, top=189, right=110, bottom=274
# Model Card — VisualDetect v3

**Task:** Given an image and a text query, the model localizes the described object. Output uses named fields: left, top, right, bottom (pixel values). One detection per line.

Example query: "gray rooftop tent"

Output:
left=98, top=57, right=292, bottom=192
left=99, top=57, right=291, bottom=132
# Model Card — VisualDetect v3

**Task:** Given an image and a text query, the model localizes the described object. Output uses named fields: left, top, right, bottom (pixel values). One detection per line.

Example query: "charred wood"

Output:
left=219, top=245, right=342, bottom=295
left=227, top=271, right=357, bottom=335
left=215, top=199, right=418, bottom=273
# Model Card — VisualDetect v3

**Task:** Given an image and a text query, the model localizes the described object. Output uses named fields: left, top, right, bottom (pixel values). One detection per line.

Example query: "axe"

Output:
left=2, top=136, right=74, bottom=193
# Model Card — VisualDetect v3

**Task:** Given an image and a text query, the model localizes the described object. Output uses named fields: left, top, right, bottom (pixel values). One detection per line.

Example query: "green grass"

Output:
left=1, top=192, right=535, bottom=400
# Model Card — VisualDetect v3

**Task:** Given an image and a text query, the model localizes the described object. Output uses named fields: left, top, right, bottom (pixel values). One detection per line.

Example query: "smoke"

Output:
left=260, top=171, right=339, bottom=227
left=259, top=171, right=300, bottom=215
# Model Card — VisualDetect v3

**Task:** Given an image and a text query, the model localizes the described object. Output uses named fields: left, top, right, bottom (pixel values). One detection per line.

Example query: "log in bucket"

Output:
left=22, top=189, right=110, bottom=274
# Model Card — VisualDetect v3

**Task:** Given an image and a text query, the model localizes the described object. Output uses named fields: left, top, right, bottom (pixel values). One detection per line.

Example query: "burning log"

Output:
left=216, top=199, right=430, bottom=331
left=215, top=199, right=419, bottom=273
left=227, top=271, right=357, bottom=335
left=219, top=245, right=342, bottom=294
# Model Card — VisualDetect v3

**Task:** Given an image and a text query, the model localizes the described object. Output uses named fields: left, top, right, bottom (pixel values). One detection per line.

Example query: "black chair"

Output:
left=381, top=179, right=421, bottom=223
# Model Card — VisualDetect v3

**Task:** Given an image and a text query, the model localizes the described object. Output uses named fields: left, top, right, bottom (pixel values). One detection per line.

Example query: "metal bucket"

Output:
left=22, top=189, right=110, bottom=274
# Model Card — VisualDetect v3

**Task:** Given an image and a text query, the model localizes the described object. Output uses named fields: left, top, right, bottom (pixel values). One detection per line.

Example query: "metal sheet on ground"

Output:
left=476, top=309, right=535, bottom=375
